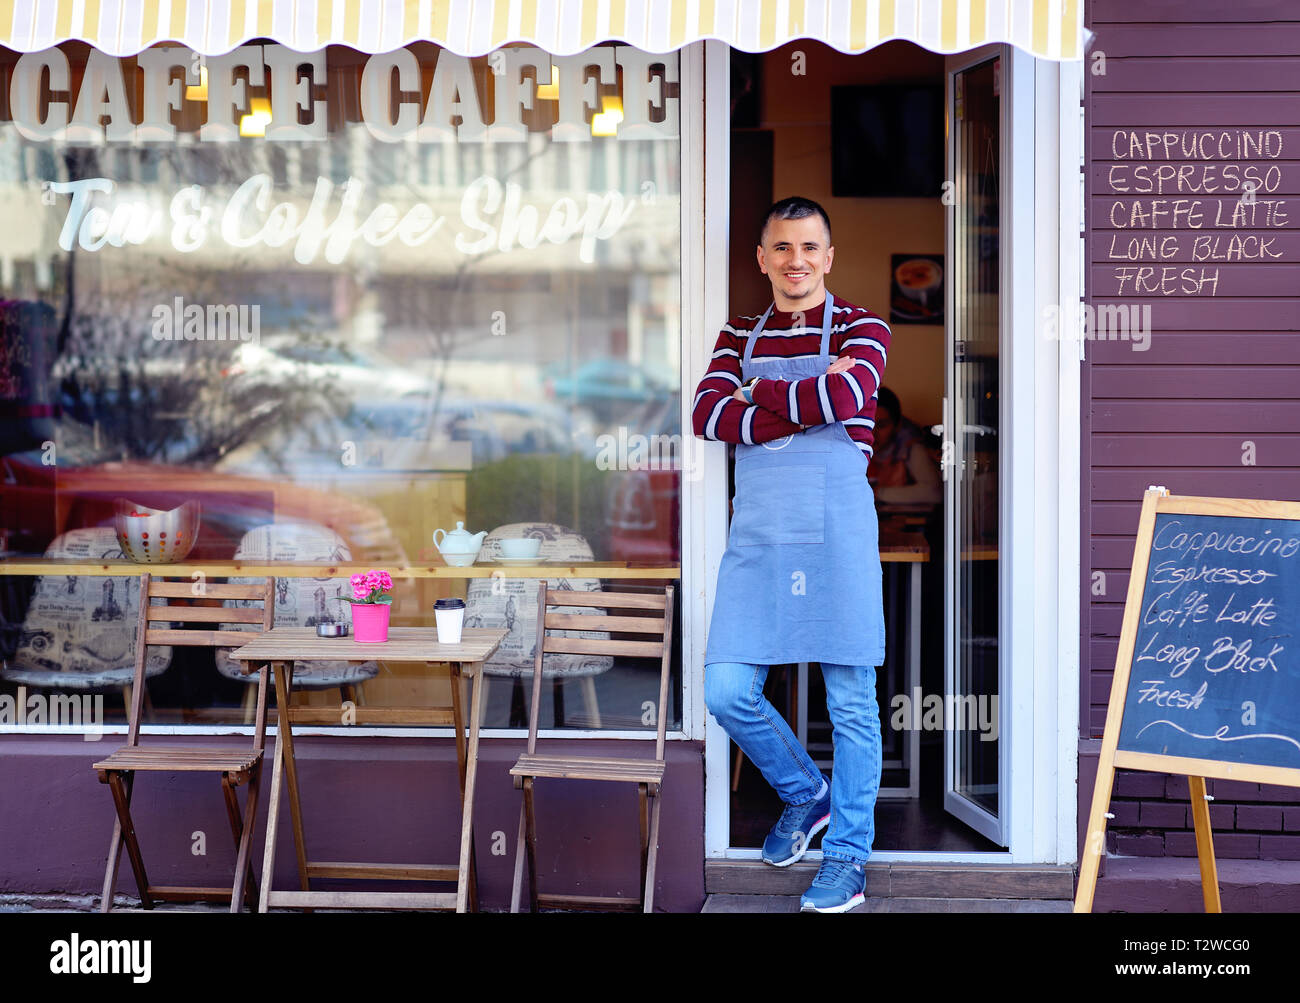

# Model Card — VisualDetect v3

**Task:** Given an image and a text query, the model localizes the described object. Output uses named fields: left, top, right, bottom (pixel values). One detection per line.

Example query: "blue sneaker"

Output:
left=799, top=859, right=866, bottom=913
left=761, top=778, right=831, bottom=867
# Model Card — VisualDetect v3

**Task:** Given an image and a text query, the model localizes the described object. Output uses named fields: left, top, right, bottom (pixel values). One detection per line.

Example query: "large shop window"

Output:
left=0, top=41, right=683, bottom=733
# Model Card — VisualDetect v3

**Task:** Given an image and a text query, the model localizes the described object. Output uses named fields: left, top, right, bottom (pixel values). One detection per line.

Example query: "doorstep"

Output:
left=701, top=894, right=1073, bottom=913
left=705, top=859, right=1075, bottom=901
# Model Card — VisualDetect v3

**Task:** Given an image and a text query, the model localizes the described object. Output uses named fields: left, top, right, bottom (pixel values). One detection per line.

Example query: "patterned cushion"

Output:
left=213, top=522, right=379, bottom=689
left=2, top=527, right=172, bottom=690
left=464, top=523, right=613, bottom=679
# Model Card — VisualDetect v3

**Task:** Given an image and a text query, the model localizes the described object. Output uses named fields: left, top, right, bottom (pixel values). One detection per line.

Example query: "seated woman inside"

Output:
left=867, top=386, right=942, bottom=508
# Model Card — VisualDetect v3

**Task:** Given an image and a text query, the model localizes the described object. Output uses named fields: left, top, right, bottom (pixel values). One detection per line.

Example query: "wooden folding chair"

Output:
left=93, top=573, right=273, bottom=913
left=509, top=584, right=675, bottom=913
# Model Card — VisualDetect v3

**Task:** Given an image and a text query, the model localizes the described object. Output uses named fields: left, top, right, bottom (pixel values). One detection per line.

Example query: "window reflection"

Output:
left=0, top=42, right=682, bottom=732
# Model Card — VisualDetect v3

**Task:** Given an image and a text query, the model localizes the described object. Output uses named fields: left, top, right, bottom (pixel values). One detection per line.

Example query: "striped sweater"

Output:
left=691, top=294, right=891, bottom=459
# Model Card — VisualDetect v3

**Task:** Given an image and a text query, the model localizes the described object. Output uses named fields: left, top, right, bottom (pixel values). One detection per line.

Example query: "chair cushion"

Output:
left=464, top=523, right=614, bottom=679
left=213, top=522, right=379, bottom=688
left=3, top=528, right=172, bottom=690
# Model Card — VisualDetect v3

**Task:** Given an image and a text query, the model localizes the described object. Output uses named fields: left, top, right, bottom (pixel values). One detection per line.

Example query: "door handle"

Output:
left=937, top=397, right=953, bottom=482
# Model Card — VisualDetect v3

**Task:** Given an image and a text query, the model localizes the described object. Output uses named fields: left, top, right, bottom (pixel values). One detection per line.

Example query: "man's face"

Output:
left=756, top=214, right=834, bottom=310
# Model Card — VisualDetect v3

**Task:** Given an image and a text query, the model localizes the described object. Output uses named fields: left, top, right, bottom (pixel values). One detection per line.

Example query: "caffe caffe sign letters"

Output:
left=8, top=44, right=675, bottom=264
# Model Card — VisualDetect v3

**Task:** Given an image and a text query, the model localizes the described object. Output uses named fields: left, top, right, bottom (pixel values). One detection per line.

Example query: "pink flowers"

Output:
left=340, top=569, right=395, bottom=605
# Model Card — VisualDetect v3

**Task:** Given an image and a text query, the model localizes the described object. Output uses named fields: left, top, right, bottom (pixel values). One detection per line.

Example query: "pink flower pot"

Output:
left=351, top=603, right=391, bottom=643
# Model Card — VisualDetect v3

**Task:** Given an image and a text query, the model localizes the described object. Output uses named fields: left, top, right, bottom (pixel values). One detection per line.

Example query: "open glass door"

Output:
left=942, top=47, right=1005, bottom=845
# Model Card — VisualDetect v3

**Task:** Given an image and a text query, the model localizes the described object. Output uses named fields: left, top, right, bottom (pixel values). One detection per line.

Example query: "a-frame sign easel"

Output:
left=1076, top=487, right=1300, bottom=913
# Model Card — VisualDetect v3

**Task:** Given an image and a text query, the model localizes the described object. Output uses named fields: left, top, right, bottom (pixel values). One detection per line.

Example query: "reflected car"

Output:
left=0, top=450, right=407, bottom=566
left=0, top=450, right=58, bottom=556
left=443, top=400, right=599, bottom=462
left=223, top=340, right=429, bottom=402
left=545, top=358, right=677, bottom=422
left=214, top=396, right=599, bottom=479
left=605, top=393, right=682, bottom=565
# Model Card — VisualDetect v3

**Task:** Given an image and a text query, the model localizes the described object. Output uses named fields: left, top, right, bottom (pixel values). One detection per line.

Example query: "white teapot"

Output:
left=433, top=521, right=486, bottom=566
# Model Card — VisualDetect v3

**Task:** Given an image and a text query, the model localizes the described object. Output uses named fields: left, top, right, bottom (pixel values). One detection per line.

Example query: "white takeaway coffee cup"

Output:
left=434, top=597, right=466, bottom=644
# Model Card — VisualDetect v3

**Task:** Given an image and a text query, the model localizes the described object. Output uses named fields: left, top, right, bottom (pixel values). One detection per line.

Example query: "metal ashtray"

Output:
left=316, top=622, right=350, bottom=638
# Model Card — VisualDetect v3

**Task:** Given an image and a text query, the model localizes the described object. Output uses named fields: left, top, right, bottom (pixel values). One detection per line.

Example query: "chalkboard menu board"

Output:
left=1116, top=511, right=1300, bottom=770
left=1078, top=491, right=1300, bottom=913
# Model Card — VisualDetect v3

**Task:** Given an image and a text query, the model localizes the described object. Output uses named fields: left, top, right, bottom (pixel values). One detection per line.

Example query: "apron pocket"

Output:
left=737, top=429, right=832, bottom=461
left=732, top=464, right=826, bottom=545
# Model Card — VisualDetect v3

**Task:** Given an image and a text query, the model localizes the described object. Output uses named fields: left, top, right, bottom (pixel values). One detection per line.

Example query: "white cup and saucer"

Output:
left=494, top=537, right=543, bottom=565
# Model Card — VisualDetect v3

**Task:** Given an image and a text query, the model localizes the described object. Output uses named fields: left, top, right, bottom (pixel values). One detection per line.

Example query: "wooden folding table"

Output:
left=231, top=626, right=505, bottom=913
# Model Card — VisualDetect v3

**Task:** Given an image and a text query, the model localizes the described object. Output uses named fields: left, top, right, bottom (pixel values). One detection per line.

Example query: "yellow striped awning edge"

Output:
left=0, top=0, right=1087, bottom=61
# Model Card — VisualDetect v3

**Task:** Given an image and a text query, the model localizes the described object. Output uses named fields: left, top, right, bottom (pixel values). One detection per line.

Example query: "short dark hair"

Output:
left=759, top=196, right=832, bottom=247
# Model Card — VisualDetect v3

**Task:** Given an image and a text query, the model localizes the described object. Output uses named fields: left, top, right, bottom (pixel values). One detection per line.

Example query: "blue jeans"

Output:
left=706, top=661, right=882, bottom=866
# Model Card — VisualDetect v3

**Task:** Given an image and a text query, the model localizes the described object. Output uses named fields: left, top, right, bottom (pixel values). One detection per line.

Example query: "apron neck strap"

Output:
left=741, top=292, right=835, bottom=368
left=741, top=302, right=774, bottom=366
left=819, top=293, right=835, bottom=356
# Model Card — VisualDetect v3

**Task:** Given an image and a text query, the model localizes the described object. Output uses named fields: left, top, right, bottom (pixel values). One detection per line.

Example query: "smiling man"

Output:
left=692, top=196, right=891, bottom=913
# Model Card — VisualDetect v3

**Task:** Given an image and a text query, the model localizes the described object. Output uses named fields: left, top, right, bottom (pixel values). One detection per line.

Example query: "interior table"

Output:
left=794, top=536, right=930, bottom=798
left=730, top=537, right=929, bottom=799
left=230, top=626, right=506, bottom=913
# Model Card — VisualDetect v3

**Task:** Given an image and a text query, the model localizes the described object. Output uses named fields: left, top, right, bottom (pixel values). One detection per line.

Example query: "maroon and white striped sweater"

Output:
left=691, top=294, right=891, bottom=457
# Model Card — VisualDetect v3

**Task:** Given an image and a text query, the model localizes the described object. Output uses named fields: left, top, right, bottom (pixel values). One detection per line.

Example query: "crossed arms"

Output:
left=691, top=312, right=891, bottom=446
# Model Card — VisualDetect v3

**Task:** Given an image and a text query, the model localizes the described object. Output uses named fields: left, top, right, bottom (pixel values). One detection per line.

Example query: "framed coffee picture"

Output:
left=889, top=253, right=944, bottom=325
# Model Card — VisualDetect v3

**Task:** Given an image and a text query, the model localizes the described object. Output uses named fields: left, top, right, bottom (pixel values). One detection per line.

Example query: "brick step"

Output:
left=706, top=860, right=1076, bottom=899
left=1092, top=857, right=1300, bottom=912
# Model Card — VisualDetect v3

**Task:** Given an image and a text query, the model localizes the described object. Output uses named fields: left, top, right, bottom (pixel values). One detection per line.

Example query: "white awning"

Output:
left=1, top=0, right=1086, bottom=60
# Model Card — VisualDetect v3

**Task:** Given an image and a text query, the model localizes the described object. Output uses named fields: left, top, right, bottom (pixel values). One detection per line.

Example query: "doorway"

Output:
left=720, top=39, right=1005, bottom=855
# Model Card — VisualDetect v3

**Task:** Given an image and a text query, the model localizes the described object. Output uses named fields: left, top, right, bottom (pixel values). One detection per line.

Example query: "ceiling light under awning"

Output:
left=239, top=97, right=272, bottom=138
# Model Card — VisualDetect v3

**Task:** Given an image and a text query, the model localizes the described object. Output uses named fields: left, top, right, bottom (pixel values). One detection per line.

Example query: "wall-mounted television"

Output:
left=830, top=84, right=944, bottom=198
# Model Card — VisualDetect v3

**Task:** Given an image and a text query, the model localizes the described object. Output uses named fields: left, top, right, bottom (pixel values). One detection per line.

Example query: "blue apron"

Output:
left=704, top=295, right=886, bottom=667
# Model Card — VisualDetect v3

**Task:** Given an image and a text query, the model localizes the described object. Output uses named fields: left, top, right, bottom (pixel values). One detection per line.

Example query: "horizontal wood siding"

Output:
left=1084, top=1, right=1300, bottom=857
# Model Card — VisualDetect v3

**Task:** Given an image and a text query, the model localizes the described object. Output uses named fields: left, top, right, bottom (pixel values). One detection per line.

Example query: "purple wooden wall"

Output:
left=0, top=735, right=705, bottom=911
left=1083, top=0, right=1300, bottom=861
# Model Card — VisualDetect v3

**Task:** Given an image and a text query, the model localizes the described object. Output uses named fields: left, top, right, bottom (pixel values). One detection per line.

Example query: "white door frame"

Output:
left=681, top=38, right=719, bottom=747
left=696, top=40, right=1082, bottom=865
